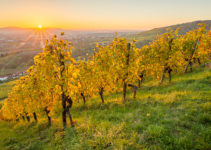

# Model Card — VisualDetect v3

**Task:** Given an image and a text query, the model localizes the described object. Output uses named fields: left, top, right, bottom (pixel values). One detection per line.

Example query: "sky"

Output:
left=0, top=0, right=211, bottom=30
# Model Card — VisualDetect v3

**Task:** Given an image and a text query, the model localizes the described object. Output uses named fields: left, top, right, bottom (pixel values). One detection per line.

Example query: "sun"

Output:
left=38, top=24, right=43, bottom=29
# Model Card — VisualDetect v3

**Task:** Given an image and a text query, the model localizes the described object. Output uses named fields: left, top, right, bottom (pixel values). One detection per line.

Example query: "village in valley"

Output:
left=0, top=71, right=27, bottom=82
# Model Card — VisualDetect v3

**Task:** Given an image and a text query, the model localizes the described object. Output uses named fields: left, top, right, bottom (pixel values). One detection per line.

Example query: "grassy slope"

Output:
left=0, top=80, right=17, bottom=101
left=0, top=67, right=211, bottom=150
left=127, top=20, right=211, bottom=48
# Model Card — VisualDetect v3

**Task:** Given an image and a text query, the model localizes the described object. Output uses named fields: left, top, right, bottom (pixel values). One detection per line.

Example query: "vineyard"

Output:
left=0, top=24, right=211, bottom=149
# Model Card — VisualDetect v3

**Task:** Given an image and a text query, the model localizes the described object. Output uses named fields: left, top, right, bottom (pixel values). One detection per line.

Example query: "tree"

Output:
left=145, top=29, right=181, bottom=83
left=178, top=24, right=207, bottom=73
left=37, top=34, right=77, bottom=128
left=75, top=60, right=96, bottom=104
left=92, top=44, right=116, bottom=103
left=108, top=36, right=139, bottom=101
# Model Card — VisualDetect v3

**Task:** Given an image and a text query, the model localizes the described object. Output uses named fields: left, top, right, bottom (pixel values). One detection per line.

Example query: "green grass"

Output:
left=0, top=80, right=17, bottom=101
left=0, top=67, right=211, bottom=150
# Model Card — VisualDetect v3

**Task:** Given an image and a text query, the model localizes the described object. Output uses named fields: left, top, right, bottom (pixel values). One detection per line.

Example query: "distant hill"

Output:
left=127, top=20, right=211, bottom=48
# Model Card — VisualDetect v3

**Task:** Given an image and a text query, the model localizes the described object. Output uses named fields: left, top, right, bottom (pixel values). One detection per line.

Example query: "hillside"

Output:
left=0, top=67, right=210, bottom=149
left=0, top=80, right=17, bottom=100
left=127, top=20, right=211, bottom=48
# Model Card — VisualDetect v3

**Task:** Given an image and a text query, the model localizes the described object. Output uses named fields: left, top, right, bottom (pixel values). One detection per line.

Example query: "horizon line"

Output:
left=0, top=19, right=210, bottom=31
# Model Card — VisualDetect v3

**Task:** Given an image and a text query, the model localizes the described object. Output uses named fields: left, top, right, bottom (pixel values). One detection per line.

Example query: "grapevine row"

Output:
left=0, top=24, right=210, bottom=129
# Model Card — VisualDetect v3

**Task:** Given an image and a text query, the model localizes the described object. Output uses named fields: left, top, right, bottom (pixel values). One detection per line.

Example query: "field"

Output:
left=0, top=67, right=210, bottom=150
left=0, top=80, right=17, bottom=101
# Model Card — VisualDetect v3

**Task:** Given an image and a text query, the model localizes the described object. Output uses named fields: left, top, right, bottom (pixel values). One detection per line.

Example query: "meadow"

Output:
left=0, top=67, right=210, bottom=150
left=0, top=80, right=17, bottom=101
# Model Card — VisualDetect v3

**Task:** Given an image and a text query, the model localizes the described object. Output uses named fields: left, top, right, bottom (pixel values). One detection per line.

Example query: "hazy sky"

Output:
left=0, top=0, right=210, bottom=30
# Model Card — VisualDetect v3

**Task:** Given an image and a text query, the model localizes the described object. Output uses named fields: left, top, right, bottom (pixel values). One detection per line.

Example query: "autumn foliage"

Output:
left=0, top=24, right=210, bottom=128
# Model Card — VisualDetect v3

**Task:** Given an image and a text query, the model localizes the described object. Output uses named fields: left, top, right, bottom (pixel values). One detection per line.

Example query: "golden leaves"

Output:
left=2, top=25, right=210, bottom=121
